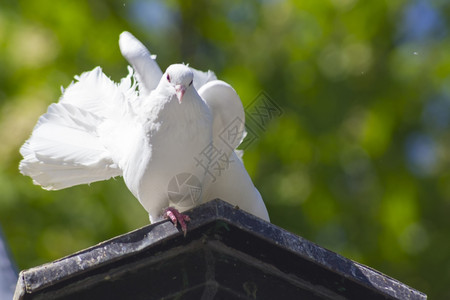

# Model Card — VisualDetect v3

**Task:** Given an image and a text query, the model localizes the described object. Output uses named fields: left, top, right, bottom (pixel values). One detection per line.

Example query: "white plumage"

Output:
left=19, top=31, right=269, bottom=228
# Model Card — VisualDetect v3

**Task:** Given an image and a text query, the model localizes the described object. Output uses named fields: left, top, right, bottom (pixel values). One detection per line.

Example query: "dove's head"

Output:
left=164, top=64, right=194, bottom=103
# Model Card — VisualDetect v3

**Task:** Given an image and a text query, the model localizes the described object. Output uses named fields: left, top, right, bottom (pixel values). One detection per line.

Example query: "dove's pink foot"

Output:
left=164, top=207, right=191, bottom=236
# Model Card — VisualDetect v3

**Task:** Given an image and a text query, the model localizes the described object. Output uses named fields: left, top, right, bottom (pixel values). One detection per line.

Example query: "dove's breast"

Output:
left=123, top=97, right=213, bottom=222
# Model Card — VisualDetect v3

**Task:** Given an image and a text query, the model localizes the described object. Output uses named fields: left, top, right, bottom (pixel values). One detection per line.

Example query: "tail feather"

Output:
left=19, top=89, right=123, bottom=190
left=19, top=158, right=121, bottom=190
left=26, top=103, right=106, bottom=162
left=61, top=66, right=136, bottom=119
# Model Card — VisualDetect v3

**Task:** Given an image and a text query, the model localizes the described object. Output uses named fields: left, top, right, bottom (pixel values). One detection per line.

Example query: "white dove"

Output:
left=19, top=31, right=269, bottom=234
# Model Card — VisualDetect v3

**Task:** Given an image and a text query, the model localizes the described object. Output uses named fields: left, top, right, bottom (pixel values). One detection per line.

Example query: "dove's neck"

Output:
left=141, top=86, right=212, bottom=142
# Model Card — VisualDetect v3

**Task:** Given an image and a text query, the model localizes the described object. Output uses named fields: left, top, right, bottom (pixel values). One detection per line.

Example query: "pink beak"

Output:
left=175, top=85, right=186, bottom=103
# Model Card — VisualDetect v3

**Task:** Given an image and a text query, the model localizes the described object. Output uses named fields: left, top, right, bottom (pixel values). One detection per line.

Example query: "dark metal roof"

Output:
left=14, top=199, right=427, bottom=300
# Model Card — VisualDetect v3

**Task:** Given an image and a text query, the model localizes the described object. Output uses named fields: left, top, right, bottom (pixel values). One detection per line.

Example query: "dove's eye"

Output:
left=166, top=74, right=171, bottom=82
left=189, top=80, right=193, bottom=86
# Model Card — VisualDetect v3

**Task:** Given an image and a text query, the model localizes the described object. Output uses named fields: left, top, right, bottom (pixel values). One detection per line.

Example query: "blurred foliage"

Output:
left=0, top=0, right=449, bottom=298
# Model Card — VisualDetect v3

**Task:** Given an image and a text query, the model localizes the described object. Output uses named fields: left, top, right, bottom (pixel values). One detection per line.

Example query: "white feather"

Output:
left=199, top=80, right=245, bottom=155
left=119, top=31, right=163, bottom=97
left=190, top=67, right=217, bottom=91
left=199, top=81, right=269, bottom=221
left=19, top=67, right=137, bottom=190
left=19, top=103, right=122, bottom=190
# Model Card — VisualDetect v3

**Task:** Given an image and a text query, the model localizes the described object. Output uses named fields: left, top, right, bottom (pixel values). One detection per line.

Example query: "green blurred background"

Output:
left=1, top=0, right=449, bottom=298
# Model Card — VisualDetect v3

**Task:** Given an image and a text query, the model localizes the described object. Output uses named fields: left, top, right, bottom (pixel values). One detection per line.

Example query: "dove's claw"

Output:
left=164, top=207, right=191, bottom=236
